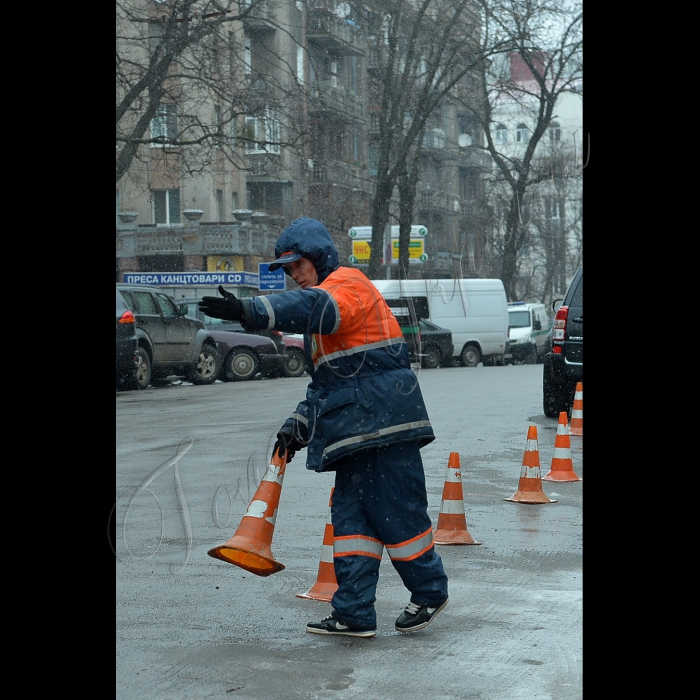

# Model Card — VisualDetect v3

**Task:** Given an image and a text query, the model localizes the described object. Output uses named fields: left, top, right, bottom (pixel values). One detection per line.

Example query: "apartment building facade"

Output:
left=486, top=53, right=583, bottom=300
left=116, top=1, right=492, bottom=283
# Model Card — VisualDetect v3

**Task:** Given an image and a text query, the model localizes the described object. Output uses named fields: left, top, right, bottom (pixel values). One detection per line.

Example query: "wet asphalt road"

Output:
left=116, top=363, right=582, bottom=700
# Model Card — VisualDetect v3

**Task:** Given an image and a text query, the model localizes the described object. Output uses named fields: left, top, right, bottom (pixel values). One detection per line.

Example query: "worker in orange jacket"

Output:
left=200, top=217, right=448, bottom=638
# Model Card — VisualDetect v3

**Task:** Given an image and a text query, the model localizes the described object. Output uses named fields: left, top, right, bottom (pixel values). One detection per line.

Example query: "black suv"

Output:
left=116, top=284, right=221, bottom=390
left=542, top=266, right=583, bottom=417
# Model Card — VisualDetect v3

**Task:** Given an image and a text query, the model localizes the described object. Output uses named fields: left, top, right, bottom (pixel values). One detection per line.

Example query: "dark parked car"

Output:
left=416, top=319, right=455, bottom=369
left=182, top=297, right=309, bottom=378
left=204, top=328, right=285, bottom=381
left=281, top=333, right=309, bottom=378
left=543, top=266, right=583, bottom=417
left=179, top=299, right=285, bottom=381
left=385, top=301, right=454, bottom=369
left=116, top=284, right=221, bottom=390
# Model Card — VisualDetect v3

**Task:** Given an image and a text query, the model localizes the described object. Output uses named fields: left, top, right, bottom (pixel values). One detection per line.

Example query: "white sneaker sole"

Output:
left=306, top=625, right=376, bottom=638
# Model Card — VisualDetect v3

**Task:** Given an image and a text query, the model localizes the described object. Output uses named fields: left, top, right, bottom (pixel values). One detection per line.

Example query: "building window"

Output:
left=244, top=37, right=252, bottom=74
left=246, top=181, right=291, bottom=216
left=245, top=110, right=280, bottom=154
left=296, top=45, right=304, bottom=84
left=216, top=189, right=224, bottom=221
left=548, top=121, right=561, bottom=142
left=495, top=123, right=508, bottom=143
left=152, top=189, right=181, bottom=224
left=150, top=104, right=178, bottom=145
left=232, top=191, right=239, bottom=212
left=516, top=123, right=529, bottom=143
left=545, top=196, right=564, bottom=220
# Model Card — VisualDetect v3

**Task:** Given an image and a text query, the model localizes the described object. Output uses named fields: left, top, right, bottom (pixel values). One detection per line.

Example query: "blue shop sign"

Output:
left=123, top=272, right=259, bottom=286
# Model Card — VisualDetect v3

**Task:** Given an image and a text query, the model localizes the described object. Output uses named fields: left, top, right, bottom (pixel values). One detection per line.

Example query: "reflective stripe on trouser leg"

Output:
left=330, top=443, right=448, bottom=627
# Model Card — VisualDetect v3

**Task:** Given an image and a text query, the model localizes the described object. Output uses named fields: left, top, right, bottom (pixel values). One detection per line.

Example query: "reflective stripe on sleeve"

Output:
left=319, top=289, right=341, bottom=334
left=384, top=527, right=434, bottom=562
left=333, top=534, right=384, bottom=559
left=323, top=420, right=433, bottom=458
left=259, top=296, right=276, bottom=328
left=291, top=411, right=308, bottom=427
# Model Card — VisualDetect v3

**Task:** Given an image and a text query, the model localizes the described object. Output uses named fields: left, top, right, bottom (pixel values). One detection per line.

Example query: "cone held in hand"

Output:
left=504, top=426, right=557, bottom=504
left=207, top=450, right=288, bottom=576
left=543, top=412, right=581, bottom=482
left=296, top=487, right=338, bottom=601
left=433, top=452, right=481, bottom=545
left=570, top=382, right=583, bottom=436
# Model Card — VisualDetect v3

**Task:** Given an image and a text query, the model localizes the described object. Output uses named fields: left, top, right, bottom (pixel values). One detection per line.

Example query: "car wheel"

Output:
left=460, top=344, right=480, bottom=368
left=283, top=348, right=307, bottom=378
left=118, top=347, right=151, bottom=391
left=188, top=344, right=220, bottom=385
left=225, top=348, right=260, bottom=381
left=543, top=367, right=570, bottom=418
left=421, top=345, right=442, bottom=369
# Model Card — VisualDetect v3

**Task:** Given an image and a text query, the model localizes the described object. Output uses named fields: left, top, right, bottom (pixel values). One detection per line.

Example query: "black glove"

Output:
left=273, top=425, right=304, bottom=463
left=198, top=285, right=243, bottom=321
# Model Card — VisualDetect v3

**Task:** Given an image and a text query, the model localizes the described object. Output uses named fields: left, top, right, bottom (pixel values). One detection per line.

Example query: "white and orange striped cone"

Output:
left=543, top=412, right=581, bottom=482
left=504, top=426, right=557, bottom=504
left=207, top=450, right=288, bottom=576
left=570, top=382, right=583, bottom=436
left=433, top=452, right=481, bottom=545
left=296, top=487, right=338, bottom=602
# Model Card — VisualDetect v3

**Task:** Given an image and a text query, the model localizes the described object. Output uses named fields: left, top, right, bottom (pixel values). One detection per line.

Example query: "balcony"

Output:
left=309, top=81, right=365, bottom=122
left=307, top=9, right=365, bottom=56
left=460, top=202, right=491, bottom=224
left=418, top=189, right=461, bottom=215
left=242, top=0, right=276, bottom=34
left=309, top=159, right=368, bottom=189
left=116, top=222, right=277, bottom=259
left=457, top=146, right=492, bottom=173
left=246, top=153, right=282, bottom=179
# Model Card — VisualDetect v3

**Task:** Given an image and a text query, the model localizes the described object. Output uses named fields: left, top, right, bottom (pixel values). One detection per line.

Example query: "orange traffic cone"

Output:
left=543, top=412, right=581, bottom=482
left=207, top=450, right=288, bottom=576
left=296, top=487, right=339, bottom=601
left=570, top=382, right=583, bottom=436
left=433, top=452, right=481, bottom=545
left=504, top=426, right=557, bottom=504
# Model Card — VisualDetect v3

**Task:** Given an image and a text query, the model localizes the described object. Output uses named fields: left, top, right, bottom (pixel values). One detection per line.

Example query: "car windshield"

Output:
left=508, top=310, right=530, bottom=328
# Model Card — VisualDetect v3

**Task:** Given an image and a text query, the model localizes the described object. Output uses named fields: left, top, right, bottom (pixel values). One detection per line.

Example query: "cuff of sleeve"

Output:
left=239, top=298, right=256, bottom=331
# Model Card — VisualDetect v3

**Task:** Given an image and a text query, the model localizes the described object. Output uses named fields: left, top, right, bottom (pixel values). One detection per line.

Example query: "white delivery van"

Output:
left=370, top=278, right=510, bottom=367
left=507, top=302, right=552, bottom=364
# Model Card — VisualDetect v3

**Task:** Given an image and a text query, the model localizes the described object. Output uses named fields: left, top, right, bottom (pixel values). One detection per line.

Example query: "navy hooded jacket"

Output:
left=240, top=218, right=435, bottom=472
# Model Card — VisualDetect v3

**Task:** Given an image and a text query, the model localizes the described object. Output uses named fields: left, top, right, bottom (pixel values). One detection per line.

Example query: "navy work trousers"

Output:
left=329, top=442, right=449, bottom=629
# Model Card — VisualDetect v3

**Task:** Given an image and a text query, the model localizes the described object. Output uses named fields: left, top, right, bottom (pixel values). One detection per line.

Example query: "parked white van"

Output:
left=507, top=302, right=552, bottom=364
left=370, top=278, right=510, bottom=367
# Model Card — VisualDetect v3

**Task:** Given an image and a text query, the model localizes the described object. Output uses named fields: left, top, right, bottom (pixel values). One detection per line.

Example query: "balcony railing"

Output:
left=457, top=147, right=492, bottom=173
left=307, top=10, right=365, bottom=55
left=309, top=159, right=369, bottom=189
left=242, top=0, right=276, bottom=33
left=116, top=223, right=277, bottom=259
left=418, top=189, right=461, bottom=214
left=246, top=153, right=282, bottom=178
left=309, top=81, right=365, bottom=122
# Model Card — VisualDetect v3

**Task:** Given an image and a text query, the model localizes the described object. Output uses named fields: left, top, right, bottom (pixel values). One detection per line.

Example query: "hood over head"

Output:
left=268, top=217, right=339, bottom=284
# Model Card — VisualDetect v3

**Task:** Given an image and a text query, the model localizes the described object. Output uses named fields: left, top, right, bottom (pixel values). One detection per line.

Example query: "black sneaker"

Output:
left=395, top=598, right=449, bottom=633
left=306, top=615, right=376, bottom=638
